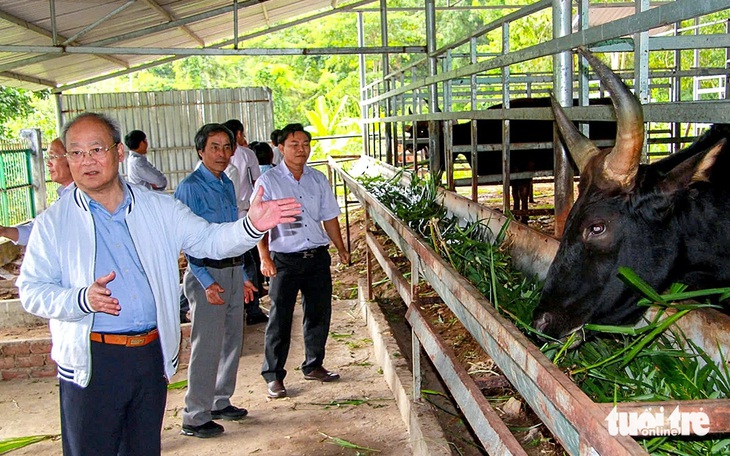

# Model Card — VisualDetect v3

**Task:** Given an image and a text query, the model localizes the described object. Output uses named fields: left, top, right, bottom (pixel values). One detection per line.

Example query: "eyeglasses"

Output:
left=66, top=143, right=118, bottom=162
left=46, top=153, right=66, bottom=161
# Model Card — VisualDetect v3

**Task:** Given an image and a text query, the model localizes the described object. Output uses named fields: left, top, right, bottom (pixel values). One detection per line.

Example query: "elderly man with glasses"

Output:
left=0, top=138, right=74, bottom=244
left=17, top=112, right=301, bottom=456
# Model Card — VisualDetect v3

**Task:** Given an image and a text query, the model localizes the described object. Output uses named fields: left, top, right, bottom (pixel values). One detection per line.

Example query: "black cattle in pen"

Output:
left=404, top=97, right=617, bottom=222
left=532, top=47, right=730, bottom=342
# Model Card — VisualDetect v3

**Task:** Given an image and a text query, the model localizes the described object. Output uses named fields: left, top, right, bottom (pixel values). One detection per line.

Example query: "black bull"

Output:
left=532, top=47, right=730, bottom=341
left=404, top=98, right=617, bottom=222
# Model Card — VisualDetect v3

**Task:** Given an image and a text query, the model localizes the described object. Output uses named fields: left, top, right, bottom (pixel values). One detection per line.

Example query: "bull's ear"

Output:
left=659, top=139, right=725, bottom=194
left=692, top=139, right=725, bottom=182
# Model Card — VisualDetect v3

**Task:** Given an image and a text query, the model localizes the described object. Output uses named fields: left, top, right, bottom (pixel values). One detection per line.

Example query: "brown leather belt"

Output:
left=90, top=329, right=159, bottom=347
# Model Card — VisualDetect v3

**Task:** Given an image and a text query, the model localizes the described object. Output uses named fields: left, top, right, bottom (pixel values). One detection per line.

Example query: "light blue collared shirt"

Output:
left=127, top=151, right=167, bottom=191
left=174, top=164, right=247, bottom=289
left=89, top=184, right=157, bottom=333
left=252, top=161, right=340, bottom=254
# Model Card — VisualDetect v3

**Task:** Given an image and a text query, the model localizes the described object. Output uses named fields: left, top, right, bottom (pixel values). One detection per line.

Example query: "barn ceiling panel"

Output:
left=0, top=0, right=371, bottom=92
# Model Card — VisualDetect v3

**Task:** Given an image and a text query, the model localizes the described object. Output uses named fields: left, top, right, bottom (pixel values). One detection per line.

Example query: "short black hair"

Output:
left=222, top=119, right=244, bottom=136
left=194, top=123, right=234, bottom=157
left=279, top=123, right=311, bottom=144
left=270, top=129, right=282, bottom=146
left=251, top=141, right=274, bottom=165
left=124, top=130, right=146, bottom=150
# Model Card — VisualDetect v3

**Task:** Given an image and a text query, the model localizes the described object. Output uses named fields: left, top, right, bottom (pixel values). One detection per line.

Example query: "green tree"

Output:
left=304, top=95, right=361, bottom=159
left=0, top=87, right=47, bottom=140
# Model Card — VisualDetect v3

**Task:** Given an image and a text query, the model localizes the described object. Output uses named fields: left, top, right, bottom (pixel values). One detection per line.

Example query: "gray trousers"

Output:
left=182, top=266, right=244, bottom=426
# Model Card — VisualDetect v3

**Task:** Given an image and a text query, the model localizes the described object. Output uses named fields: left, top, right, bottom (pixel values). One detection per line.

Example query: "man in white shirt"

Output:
left=270, top=129, right=283, bottom=165
left=222, top=119, right=267, bottom=325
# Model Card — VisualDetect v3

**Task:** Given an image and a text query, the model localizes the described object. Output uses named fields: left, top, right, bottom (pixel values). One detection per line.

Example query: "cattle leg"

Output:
left=511, top=180, right=531, bottom=224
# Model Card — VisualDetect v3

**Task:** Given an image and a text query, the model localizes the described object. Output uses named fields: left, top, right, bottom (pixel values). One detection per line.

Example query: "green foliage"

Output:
left=305, top=95, right=361, bottom=159
left=358, top=171, right=542, bottom=328
left=0, top=435, right=57, bottom=454
left=0, top=87, right=48, bottom=140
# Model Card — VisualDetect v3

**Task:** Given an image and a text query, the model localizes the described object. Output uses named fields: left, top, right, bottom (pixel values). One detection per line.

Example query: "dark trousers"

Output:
left=244, top=249, right=265, bottom=317
left=59, top=339, right=167, bottom=456
left=261, top=249, right=332, bottom=382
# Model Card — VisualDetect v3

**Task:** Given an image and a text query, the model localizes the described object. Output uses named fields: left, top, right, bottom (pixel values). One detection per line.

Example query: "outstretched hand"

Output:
left=248, top=186, right=301, bottom=232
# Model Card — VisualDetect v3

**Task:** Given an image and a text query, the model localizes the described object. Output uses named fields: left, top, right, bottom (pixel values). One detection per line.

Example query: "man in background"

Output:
left=124, top=130, right=167, bottom=191
left=270, top=129, right=283, bottom=165
left=222, top=119, right=268, bottom=325
left=0, top=138, right=74, bottom=244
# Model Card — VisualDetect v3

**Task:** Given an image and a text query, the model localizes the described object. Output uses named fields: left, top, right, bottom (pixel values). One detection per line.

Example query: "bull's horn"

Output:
left=550, top=94, right=602, bottom=173
left=577, top=47, right=644, bottom=189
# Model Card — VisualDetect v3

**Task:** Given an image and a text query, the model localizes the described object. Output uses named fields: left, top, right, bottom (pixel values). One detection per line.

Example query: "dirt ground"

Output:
left=0, top=295, right=412, bottom=455
left=0, top=181, right=562, bottom=455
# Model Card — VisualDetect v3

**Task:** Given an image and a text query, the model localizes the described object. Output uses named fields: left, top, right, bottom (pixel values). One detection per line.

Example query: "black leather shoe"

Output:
left=303, top=366, right=340, bottom=382
left=246, top=313, right=269, bottom=325
left=211, top=405, right=248, bottom=421
left=267, top=379, right=287, bottom=398
left=180, top=420, right=224, bottom=438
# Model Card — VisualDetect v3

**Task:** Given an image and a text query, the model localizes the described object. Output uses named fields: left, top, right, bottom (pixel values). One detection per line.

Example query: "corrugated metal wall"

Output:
left=62, top=87, right=274, bottom=190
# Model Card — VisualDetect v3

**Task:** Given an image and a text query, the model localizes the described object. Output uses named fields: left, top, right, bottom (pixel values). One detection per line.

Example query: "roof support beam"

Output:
left=0, top=70, right=56, bottom=87
left=221, top=0, right=376, bottom=46
left=0, top=7, right=128, bottom=69
left=50, top=0, right=58, bottom=45
left=53, top=56, right=183, bottom=93
left=261, top=3, right=270, bottom=25
left=0, top=0, right=266, bottom=73
left=141, top=0, right=205, bottom=47
left=0, top=44, right=426, bottom=56
left=89, top=0, right=269, bottom=48
left=61, top=1, right=136, bottom=46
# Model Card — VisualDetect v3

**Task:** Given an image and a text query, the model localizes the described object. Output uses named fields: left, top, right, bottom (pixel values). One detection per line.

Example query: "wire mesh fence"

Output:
left=0, top=141, right=34, bottom=227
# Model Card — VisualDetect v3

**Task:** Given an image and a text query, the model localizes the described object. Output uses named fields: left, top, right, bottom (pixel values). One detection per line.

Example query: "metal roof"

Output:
left=0, top=0, right=376, bottom=92
left=1, top=1, right=718, bottom=93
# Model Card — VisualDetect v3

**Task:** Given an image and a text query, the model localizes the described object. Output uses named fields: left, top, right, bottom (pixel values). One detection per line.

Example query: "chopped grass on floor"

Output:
left=310, top=398, right=389, bottom=409
left=167, top=379, right=188, bottom=390
left=0, top=435, right=58, bottom=454
left=319, top=432, right=381, bottom=453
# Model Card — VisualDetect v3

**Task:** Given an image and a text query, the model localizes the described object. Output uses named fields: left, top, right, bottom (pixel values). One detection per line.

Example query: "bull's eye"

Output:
left=588, top=223, right=606, bottom=236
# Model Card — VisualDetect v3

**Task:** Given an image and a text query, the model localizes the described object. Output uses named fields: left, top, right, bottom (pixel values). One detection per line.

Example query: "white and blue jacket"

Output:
left=17, top=180, right=264, bottom=387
